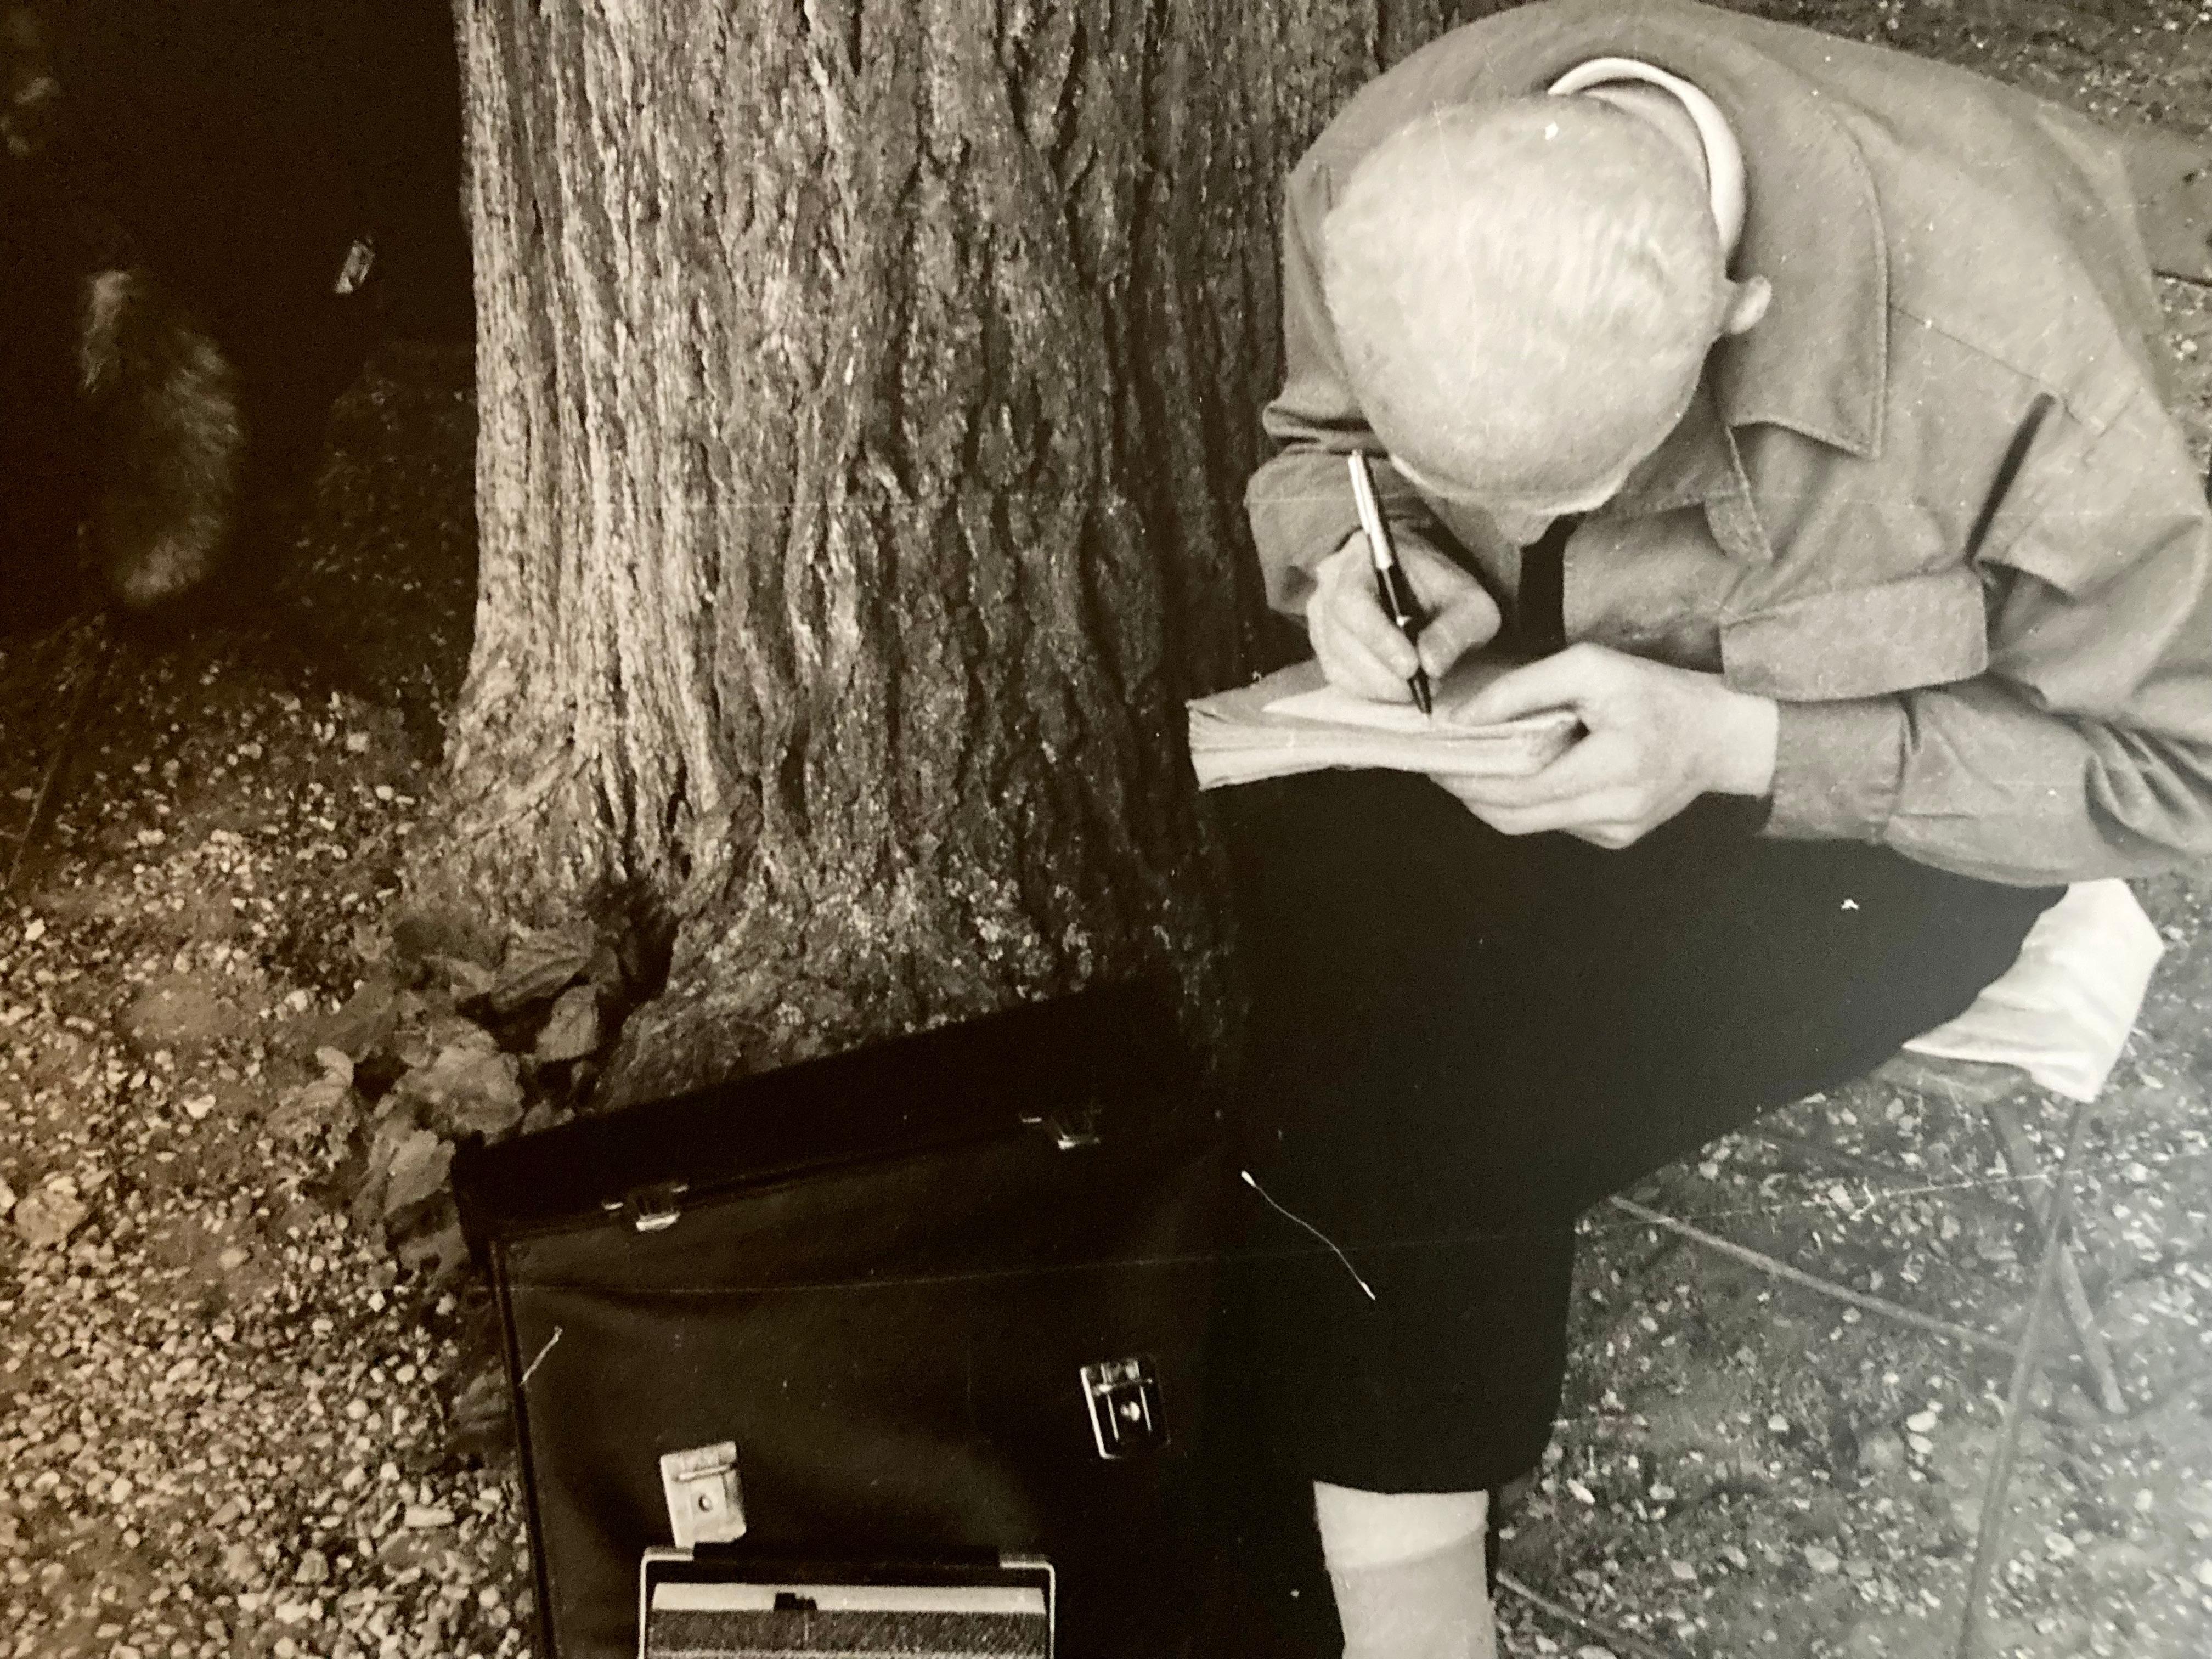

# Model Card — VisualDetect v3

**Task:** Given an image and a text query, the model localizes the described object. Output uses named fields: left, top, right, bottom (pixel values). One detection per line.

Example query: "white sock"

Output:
left=1313, top=1483, right=1498, bottom=1659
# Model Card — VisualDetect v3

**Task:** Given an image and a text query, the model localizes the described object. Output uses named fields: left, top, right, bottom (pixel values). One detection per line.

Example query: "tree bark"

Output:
left=428, top=0, right=1504, bottom=1103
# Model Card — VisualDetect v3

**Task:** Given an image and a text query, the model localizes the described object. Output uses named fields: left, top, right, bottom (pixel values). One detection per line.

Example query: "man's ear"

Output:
left=1719, top=275, right=1773, bottom=337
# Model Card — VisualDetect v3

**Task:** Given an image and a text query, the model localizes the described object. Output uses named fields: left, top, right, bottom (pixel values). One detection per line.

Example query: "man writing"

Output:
left=1218, top=4, right=2212, bottom=1656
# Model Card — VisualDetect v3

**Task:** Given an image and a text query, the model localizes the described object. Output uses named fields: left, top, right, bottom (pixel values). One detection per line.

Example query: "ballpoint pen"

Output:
left=1347, top=453, right=1432, bottom=715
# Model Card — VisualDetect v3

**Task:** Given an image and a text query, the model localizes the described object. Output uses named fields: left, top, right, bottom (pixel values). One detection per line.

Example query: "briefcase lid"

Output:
left=451, top=978, right=1201, bottom=1257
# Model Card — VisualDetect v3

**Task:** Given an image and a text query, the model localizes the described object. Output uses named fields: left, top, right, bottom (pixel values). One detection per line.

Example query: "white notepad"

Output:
left=1186, top=656, right=1579, bottom=790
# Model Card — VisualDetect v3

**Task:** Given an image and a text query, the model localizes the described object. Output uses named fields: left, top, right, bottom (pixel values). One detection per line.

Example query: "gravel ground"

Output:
left=4, top=5, right=2212, bottom=1659
left=0, top=348, right=527, bottom=1659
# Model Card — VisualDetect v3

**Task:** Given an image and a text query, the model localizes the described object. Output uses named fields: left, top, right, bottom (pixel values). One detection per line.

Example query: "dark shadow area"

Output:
left=1, top=0, right=479, bottom=738
left=47, top=0, right=473, bottom=427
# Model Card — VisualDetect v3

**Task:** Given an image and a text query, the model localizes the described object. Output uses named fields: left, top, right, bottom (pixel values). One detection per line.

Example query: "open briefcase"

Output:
left=453, top=980, right=1228, bottom=1659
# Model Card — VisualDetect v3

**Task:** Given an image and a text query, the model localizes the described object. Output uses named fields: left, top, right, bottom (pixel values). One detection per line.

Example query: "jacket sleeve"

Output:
left=1245, top=163, right=1441, bottom=620
left=1764, top=386, right=2212, bottom=884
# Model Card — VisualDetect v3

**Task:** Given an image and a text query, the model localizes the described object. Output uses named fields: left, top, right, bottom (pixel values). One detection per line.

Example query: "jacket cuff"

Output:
left=1763, top=697, right=1910, bottom=842
left=1245, top=452, right=1437, bottom=618
left=1245, top=455, right=1362, bottom=617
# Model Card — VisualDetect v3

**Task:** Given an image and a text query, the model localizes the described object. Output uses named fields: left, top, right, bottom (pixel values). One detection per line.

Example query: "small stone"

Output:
left=210, top=1497, right=245, bottom=1527
left=1575, top=1648, right=1618, bottom=1659
left=14, top=1182, right=88, bottom=1248
left=2194, top=1561, right=2212, bottom=1589
left=403, top=1504, right=455, bottom=1530
left=181, top=1093, right=216, bottom=1121
left=1906, top=1408, right=1940, bottom=1433
left=0, top=1176, right=14, bottom=1217
left=1803, top=1544, right=1842, bottom=1575
left=1767, top=1414, right=1791, bottom=1433
left=1668, top=1560, right=1697, bottom=1581
left=220, top=1541, right=259, bottom=1582
left=294, top=1548, right=330, bottom=1584
left=1858, top=1430, right=1908, bottom=1475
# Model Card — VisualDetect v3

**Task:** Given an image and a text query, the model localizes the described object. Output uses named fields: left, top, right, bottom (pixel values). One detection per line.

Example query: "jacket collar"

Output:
left=1483, top=1, right=1891, bottom=456
left=1600, top=379, right=1772, bottom=562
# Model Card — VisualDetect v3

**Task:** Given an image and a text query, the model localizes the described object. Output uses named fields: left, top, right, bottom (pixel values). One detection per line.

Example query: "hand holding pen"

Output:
left=1302, top=457, right=1503, bottom=707
left=1347, top=453, right=1433, bottom=714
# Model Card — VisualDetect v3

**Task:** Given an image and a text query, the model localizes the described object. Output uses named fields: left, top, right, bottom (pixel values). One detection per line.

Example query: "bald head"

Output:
left=1321, top=97, right=1736, bottom=503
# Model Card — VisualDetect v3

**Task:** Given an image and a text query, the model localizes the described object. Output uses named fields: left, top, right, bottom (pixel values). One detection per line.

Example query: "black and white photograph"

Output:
left=2, top=2, right=2210, bottom=1657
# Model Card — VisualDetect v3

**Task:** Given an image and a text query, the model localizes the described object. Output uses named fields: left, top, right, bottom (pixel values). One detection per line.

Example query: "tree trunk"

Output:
left=428, top=0, right=1505, bottom=1103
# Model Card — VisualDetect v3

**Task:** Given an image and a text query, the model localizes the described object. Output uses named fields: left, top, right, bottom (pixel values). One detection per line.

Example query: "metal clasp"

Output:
left=1022, top=1101, right=1103, bottom=1151
left=624, top=1181, right=688, bottom=1233
left=659, top=1442, right=747, bottom=1548
left=1080, top=1357, right=1168, bottom=1459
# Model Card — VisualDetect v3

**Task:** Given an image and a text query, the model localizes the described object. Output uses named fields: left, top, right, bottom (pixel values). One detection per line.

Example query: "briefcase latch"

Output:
left=621, top=1182, right=689, bottom=1234
left=1023, top=1102, right=1103, bottom=1151
left=1080, top=1357, right=1168, bottom=1459
left=660, top=1442, right=748, bottom=1548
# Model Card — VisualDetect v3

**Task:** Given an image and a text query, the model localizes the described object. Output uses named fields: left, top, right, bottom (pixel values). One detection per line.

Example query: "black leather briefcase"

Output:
left=452, top=982, right=1226, bottom=1659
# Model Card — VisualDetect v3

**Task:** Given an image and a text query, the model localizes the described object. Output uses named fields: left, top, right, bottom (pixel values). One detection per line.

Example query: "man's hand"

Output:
left=1306, top=531, right=1501, bottom=701
left=1434, top=644, right=1779, bottom=848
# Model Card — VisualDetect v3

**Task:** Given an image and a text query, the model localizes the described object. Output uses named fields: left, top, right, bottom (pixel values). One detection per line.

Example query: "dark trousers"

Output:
left=1210, top=771, right=2057, bottom=1499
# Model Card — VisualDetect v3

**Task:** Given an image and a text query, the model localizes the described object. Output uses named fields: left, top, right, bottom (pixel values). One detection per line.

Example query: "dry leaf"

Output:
left=534, top=984, right=601, bottom=1063
left=489, top=925, right=594, bottom=1013
left=382, top=1131, right=454, bottom=1215
left=399, top=1044, right=523, bottom=1136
